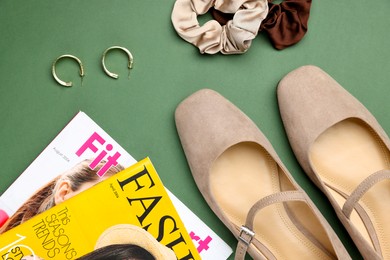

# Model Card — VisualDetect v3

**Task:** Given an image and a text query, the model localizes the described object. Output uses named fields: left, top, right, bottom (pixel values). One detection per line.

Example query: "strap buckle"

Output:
left=239, top=226, right=255, bottom=246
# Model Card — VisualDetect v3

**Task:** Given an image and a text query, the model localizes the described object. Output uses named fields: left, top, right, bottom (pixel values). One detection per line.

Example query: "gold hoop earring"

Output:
left=52, top=55, right=85, bottom=87
left=102, top=46, right=133, bottom=79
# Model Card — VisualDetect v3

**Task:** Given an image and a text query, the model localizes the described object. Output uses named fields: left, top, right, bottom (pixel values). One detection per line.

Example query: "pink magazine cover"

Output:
left=0, top=111, right=232, bottom=259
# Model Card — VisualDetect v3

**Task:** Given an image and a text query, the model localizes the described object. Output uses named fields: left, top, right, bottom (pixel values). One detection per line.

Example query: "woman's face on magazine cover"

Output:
left=54, top=176, right=109, bottom=205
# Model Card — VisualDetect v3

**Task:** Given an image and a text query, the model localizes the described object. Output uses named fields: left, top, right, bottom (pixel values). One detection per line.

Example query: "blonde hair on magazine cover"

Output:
left=0, top=159, right=124, bottom=234
left=90, top=224, right=176, bottom=260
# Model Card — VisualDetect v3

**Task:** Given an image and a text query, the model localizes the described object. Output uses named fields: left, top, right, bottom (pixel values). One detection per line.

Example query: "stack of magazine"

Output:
left=0, top=111, right=232, bottom=259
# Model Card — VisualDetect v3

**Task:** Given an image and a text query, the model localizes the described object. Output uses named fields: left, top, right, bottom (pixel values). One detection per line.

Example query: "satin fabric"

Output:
left=212, top=0, right=312, bottom=50
left=171, top=0, right=269, bottom=54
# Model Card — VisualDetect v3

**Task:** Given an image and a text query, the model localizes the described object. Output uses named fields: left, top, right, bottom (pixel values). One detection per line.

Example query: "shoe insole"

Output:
left=210, top=142, right=336, bottom=259
left=310, top=118, right=390, bottom=258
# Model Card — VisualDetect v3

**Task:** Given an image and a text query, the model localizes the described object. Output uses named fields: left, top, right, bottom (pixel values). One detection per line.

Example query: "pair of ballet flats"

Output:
left=175, top=65, right=390, bottom=260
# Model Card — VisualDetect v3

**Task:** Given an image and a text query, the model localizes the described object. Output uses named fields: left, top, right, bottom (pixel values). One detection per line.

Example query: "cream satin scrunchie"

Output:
left=171, top=0, right=269, bottom=54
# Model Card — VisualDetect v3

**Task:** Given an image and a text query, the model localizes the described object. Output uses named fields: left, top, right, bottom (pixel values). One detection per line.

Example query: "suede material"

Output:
left=175, top=88, right=351, bottom=259
left=277, top=65, right=390, bottom=186
left=277, top=65, right=390, bottom=260
left=175, top=89, right=277, bottom=233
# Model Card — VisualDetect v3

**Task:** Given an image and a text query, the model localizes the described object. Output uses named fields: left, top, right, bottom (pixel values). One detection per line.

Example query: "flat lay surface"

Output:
left=1, top=1, right=389, bottom=259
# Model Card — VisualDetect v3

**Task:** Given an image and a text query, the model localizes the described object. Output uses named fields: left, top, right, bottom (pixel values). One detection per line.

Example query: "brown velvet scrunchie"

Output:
left=211, top=0, right=312, bottom=50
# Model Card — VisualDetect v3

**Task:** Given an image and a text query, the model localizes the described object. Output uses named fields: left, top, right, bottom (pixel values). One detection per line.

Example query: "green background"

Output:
left=1, top=1, right=389, bottom=259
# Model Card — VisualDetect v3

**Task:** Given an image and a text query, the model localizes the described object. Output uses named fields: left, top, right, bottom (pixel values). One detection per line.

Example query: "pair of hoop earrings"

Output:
left=52, top=46, right=134, bottom=87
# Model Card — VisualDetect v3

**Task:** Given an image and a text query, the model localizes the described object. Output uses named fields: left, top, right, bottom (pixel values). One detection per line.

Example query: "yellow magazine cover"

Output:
left=0, top=157, right=200, bottom=260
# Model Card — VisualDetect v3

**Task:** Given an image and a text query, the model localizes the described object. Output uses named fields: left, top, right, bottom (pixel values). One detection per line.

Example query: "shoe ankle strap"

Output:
left=340, top=169, right=390, bottom=257
left=342, top=169, right=390, bottom=218
left=234, top=190, right=306, bottom=260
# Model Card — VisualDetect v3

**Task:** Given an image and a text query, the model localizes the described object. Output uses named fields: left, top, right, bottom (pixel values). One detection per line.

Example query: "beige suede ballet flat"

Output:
left=277, top=65, right=390, bottom=260
left=175, top=89, right=351, bottom=260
